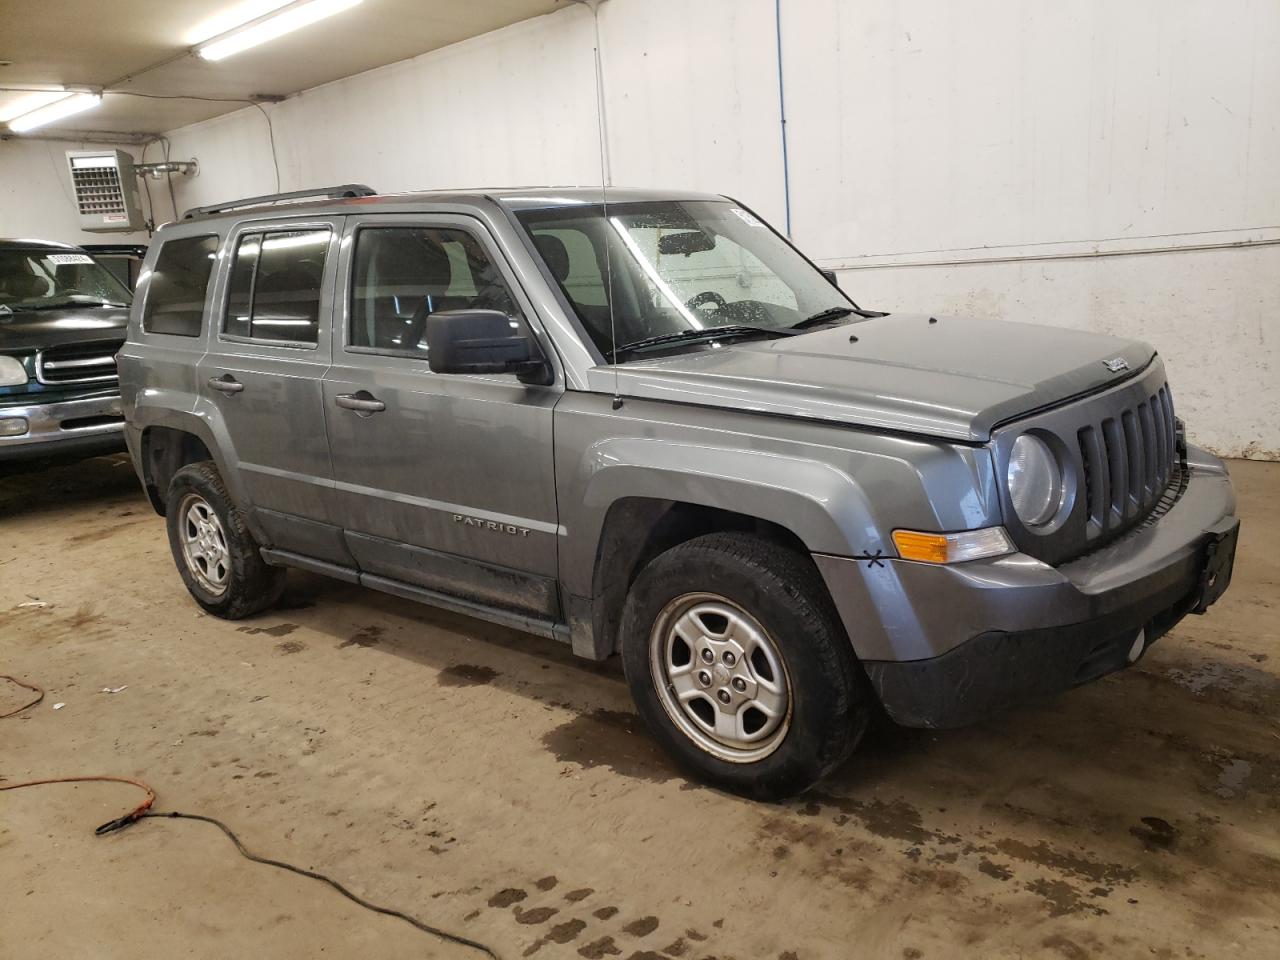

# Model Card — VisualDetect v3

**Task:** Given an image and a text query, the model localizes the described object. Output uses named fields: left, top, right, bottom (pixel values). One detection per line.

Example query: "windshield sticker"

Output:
left=47, top=253, right=95, bottom=265
left=729, top=208, right=764, bottom=228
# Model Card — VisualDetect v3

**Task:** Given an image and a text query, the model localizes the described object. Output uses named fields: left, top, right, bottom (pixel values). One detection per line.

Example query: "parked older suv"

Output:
left=118, top=185, right=1239, bottom=798
left=1, top=239, right=131, bottom=462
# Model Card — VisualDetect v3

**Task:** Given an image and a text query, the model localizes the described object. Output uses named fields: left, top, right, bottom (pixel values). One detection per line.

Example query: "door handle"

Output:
left=334, top=391, right=386, bottom=414
left=208, top=375, right=244, bottom=394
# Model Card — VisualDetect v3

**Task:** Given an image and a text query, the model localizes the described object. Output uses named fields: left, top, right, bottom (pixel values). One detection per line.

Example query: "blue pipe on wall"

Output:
left=775, top=0, right=793, bottom=237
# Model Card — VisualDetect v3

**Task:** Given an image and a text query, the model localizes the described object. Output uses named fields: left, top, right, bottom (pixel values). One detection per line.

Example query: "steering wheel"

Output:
left=686, top=290, right=727, bottom=313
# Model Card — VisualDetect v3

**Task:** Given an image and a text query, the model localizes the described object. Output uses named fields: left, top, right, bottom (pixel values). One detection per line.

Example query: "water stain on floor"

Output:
left=238, top=623, right=298, bottom=638
left=438, top=663, right=499, bottom=687
left=1129, top=816, right=1178, bottom=851
left=620, top=915, right=659, bottom=937
left=340, top=625, right=384, bottom=648
left=488, top=888, right=527, bottom=908
left=514, top=906, right=559, bottom=925
left=541, top=709, right=677, bottom=783
left=523, top=917, right=588, bottom=956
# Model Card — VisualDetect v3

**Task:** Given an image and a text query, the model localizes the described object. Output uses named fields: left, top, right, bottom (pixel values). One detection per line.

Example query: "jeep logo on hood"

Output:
left=1103, top=357, right=1130, bottom=372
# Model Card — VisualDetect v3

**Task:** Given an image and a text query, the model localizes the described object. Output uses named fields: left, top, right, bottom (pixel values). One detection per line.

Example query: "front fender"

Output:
left=580, top=437, right=868, bottom=554
left=555, top=394, right=1001, bottom=598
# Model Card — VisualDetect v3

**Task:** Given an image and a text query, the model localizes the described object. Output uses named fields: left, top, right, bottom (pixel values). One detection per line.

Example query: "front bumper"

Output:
left=0, top=392, right=126, bottom=461
left=815, top=445, right=1238, bottom=728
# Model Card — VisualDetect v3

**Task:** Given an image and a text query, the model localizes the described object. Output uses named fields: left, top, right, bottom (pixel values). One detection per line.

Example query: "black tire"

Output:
left=620, top=531, right=870, bottom=800
left=165, top=460, right=285, bottom=619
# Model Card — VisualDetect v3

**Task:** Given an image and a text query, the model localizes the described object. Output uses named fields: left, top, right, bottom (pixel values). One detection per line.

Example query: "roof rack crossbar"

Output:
left=182, top=183, right=377, bottom=220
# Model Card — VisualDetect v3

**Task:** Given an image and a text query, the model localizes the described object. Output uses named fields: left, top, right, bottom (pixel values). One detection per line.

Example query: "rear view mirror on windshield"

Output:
left=657, top=230, right=715, bottom=256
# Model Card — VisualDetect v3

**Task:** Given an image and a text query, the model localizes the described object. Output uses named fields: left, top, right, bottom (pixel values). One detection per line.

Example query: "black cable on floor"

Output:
left=2, top=675, right=501, bottom=958
left=0, top=674, right=44, bottom=719
left=139, top=812, right=501, bottom=960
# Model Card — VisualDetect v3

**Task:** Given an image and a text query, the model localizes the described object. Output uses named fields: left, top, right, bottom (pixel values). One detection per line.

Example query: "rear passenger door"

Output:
left=197, top=217, right=350, bottom=564
left=322, top=214, right=561, bottom=618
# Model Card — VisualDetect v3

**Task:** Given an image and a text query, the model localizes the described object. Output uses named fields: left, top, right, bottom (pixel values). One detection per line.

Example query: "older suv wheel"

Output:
left=620, top=532, right=869, bottom=799
left=165, top=461, right=285, bottom=619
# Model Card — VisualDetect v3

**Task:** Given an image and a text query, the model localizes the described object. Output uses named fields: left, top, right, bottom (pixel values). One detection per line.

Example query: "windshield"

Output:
left=516, top=200, right=852, bottom=361
left=0, top=248, right=132, bottom=312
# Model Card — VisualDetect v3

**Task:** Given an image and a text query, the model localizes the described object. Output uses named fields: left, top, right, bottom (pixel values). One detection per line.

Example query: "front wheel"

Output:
left=620, top=532, right=870, bottom=800
left=165, top=461, right=285, bottom=619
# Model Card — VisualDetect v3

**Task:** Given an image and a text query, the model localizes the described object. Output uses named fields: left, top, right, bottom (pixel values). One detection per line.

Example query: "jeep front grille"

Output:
left=1076, top=383, right=1178, bottom=541
left=990, top=357, right=1182, bottom=566
left=35, top=342, right=119, bottom=386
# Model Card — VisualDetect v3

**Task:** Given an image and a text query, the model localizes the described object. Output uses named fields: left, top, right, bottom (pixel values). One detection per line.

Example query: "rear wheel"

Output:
left=165, top=461, right=284, bottom=619
left=620, top=532, right=870, bottom=799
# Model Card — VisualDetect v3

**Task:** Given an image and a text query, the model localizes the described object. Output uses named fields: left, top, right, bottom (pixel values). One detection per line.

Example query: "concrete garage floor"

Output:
left=1, top=455, right=1277, bottom=960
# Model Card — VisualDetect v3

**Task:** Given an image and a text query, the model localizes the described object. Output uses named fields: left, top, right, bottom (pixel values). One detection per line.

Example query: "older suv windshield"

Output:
left=517, top=200, right=854, bottom=361
left=0, top=248, right=131, bottom=312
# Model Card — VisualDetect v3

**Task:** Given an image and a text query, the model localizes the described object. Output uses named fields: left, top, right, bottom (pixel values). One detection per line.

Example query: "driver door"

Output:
left=322, top=214, right=562, bottom=618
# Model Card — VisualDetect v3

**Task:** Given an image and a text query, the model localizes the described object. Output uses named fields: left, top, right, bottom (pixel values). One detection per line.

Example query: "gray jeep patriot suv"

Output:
left=118, top=185, right=1239, bottom=799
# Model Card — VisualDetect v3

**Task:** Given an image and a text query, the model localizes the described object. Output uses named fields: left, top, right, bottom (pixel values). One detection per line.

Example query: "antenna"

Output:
left=575, top=0, right=621, bottom=410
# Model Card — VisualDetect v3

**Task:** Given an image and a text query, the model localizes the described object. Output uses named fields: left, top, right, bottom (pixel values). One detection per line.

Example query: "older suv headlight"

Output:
left=0, top=355, right=29, bottom=387
left=1008, top=433, right=1064, bottom=528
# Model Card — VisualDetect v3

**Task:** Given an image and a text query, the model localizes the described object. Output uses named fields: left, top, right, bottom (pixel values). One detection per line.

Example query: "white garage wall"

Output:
left=161, top=11, right=602, bottom=216
left=0, top=139, right=150, bottom=245
left=158, top=0, right=1278, bottom=458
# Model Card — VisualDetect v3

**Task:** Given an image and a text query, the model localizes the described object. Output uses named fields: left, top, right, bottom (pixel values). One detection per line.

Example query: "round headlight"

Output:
left=1007, top=434, right=1063, bottom=528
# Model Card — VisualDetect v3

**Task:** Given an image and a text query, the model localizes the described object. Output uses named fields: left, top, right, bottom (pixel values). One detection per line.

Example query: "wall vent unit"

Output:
left=65, top=149, right=144, bottom=233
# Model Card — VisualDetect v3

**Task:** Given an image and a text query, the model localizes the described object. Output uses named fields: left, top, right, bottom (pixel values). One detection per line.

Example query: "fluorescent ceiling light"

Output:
left=0, top=89, right=69, bottom=124
left=197, top=0, right=363, bottom=61
left=186, top=0, right=295, bottom=45
left=6, top=93, right=102, bottom=133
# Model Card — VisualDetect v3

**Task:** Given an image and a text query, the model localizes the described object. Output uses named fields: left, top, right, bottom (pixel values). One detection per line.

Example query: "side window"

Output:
left=222, top=228, right=329, bottom=344
left=350, top=226, right=518, bottom=356
left=142, top=235, right=218, bottom=337
left=224, top=233, right=260, bottom=340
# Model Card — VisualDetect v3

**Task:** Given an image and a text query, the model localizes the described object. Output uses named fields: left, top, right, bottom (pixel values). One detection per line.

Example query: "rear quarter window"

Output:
left=142, top=235, right=219, bottom=337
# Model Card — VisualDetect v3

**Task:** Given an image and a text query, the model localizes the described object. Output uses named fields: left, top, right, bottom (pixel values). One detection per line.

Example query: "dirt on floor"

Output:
left=1, top=453, right=1277, bottom=960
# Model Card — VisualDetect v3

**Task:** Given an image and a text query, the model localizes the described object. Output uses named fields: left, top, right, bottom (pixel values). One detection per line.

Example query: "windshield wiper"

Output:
left=791, top=306, right=858, bottom=329
left=792, top=304, right=891, bottom=328
left=613, top=324, right=795, bottom=358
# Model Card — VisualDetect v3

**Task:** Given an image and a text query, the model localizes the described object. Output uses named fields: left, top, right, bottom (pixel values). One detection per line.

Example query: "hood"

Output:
left=588, top=314, right=1156, bottom=442
left=0, top=305, right=129, bottom=353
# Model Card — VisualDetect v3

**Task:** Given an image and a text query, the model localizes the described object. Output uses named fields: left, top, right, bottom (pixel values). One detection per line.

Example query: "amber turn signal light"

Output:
left=891, top=527, right=1014, bottom=564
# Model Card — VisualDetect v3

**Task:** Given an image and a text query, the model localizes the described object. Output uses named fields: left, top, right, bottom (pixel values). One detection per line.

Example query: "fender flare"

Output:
left=132, top=402, right=261, bottom=538
left=562, top=437, right=885, bottom=599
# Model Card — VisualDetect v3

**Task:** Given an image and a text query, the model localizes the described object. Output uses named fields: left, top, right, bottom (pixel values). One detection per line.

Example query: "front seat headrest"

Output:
left=533, top=234, right=571, bottom=284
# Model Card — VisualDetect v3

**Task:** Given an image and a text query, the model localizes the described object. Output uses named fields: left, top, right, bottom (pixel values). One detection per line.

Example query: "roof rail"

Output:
left=182, top=184, right=377, bottom=220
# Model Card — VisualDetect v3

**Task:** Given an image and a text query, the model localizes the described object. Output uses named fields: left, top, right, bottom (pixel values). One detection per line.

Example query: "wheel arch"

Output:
left=579, top=496, right=819, bottom=659
left=134, top=408, right=248, bottom=521
left=563, top=442, right=880, bottom=660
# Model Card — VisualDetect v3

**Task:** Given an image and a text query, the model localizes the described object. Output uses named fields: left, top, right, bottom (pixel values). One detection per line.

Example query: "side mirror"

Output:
left=426, top=309, right=551, bottom=384
left=820, top=268, right=839, bottom=288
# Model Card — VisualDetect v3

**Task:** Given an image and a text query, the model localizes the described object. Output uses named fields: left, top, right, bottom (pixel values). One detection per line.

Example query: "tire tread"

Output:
left=166, top=460, right=284, bottom=620
left=620, top=531, right=869, bottom=799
